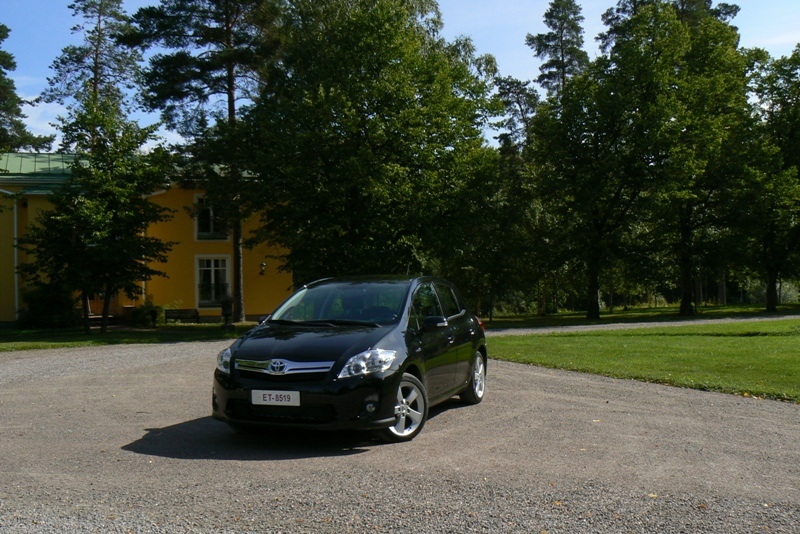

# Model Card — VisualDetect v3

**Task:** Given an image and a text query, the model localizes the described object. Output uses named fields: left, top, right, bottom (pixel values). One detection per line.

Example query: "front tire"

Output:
left=380, top=373, right=429, bottom=443
left=460, top=350, right=486, bottom=405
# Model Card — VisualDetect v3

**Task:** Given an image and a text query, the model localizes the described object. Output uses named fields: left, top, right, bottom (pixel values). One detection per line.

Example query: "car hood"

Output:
left=231, top=324, right=395, bottom=363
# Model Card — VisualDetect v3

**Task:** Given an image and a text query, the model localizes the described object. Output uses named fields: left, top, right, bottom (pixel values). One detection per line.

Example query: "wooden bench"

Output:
left=164, top=308, right=201, bottom=324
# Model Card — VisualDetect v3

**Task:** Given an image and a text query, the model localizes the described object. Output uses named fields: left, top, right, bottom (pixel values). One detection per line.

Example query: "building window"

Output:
left=196, top=197, right=228, bottom=240
left=198, top=257, right=229, bottom=307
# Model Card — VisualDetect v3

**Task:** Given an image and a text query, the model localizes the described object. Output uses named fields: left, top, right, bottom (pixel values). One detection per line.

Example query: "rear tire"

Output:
left=460, top=350, right=486, bottom=405
left=380, top=373, right=429, bottom=443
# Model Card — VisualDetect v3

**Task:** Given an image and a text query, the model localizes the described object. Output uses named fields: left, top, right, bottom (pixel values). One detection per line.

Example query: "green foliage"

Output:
left=0, top=24, right=53, bottom=152
left=122, top=0, right=279, bottom=135
left=17, top=283, right=81, bottom=329
left=123, top=0, right=283, bottom=322
left=128, top=301, right=165, bottom=327
left=246, top=0, right=497, bottom=285
left=42, top=0, right=141, bottom=108
left=525, top=0, right=589, bottom=97
left=17, top=89, right=175, bottom=333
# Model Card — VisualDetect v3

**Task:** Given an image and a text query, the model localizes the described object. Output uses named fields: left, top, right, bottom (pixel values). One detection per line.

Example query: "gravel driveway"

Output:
left=1, top=340, right=798, bottom=532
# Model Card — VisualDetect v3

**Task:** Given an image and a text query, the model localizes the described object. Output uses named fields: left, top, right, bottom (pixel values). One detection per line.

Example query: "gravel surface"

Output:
left=1, top=340, right=798, bottom=533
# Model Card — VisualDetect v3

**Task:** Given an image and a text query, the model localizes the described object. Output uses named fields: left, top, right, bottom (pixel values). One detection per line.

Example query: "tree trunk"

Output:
left=232, top=219, right=245, bottom=322
left=81, top=291, right=91, bottom=335
left=587, top=253, right=601, bottom=320
left=718, top=271, right=727, bottom=305
left=101, top=283, right=113, bottom=334
left=766, top=269, right=779, bottom=312
left=679, top=262, right=694, bottom=315
left=678, top=216, right=695, bottom=316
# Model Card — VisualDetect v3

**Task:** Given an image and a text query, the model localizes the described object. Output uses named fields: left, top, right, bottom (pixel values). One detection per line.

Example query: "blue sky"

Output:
left=3, top=0, right=800, bottom=145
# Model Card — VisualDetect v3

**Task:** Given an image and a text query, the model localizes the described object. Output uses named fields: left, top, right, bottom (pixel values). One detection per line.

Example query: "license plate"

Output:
left=251, top=390, right=300, bottom=406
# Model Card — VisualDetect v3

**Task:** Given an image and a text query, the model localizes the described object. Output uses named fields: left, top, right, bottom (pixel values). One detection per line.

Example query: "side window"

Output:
left=435, top=283, right=463, bottom=318
left=410, top=283, right=443, bottom=329
left=198, top=257, right=229, bottom=307
left=196, top=197, right=228, bottom=240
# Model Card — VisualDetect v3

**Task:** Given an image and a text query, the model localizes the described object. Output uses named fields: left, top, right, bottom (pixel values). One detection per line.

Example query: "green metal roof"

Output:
left=0, top=153, right=74, bottom=175
left=0, top=153, right=74, bottom=191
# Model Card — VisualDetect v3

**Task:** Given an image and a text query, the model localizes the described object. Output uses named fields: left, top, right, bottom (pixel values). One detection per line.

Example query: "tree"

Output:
left=122, top=0, right=283, bottom=322
left=531, top=1, right=689, bottom=319
left=656, top=5, right=749, bottom=315
left=740, top=46, right=800, bottom=311
left=41, top=0, right=141, bottom=108
left=526, top=0, right=589, bottom=98
left=245, top=0, right=497, bottom=286
left=18, top=89, right=175, bottom=333
left=0, top=24, right=53, bottom=153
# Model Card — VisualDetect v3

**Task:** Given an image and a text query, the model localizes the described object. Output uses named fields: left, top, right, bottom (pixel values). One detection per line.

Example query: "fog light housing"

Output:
left=365, top=402, right=377, bottom=413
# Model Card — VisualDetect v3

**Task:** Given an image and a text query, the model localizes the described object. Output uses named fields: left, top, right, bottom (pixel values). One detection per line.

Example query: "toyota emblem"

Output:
left=267, top=359, right=288, bottom=375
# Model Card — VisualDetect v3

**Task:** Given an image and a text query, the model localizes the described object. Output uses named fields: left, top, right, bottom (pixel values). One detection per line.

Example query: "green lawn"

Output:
left=0, top=323, right=254, bottom=352
left=2, top=306, right=799, bottom=403
left=490, top=318, right=800, bottom=402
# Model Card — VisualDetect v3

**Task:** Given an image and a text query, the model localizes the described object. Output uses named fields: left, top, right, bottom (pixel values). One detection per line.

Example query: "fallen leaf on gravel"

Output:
left=648, top=494, right=658, bottom=499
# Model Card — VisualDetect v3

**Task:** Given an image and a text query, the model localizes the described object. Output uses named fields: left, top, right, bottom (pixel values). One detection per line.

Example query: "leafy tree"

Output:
left=245, top=0, right=497, bottom=286
left=526, top=0, right=589, bottom=98
left=532, top=1, right=689, bottom=319
left=41, top=0, right=141, bottom=108
left=122, top=0, right=283, bottom=322
left=0, top=24, right=53, bottom=153
left=739, top=46, right=800, bottom=311
left=655, top=5, right=748, bottom=315
left=17, top=89, right=175, bottom=333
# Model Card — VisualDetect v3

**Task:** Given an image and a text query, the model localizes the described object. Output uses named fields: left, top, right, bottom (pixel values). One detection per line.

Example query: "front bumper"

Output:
left=212, top=368, right=402, bottom=430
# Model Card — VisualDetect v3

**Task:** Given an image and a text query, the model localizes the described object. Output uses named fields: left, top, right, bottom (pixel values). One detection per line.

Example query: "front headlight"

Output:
left=338, top=349, right=396, bottom=378
left=217, top=347, right=232, bottom=374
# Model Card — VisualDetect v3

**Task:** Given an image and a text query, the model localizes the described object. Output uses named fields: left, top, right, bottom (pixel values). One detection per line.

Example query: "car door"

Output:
left=433, top=282, right=473, bottom=388
left=406, top=282, right=453, bottom=400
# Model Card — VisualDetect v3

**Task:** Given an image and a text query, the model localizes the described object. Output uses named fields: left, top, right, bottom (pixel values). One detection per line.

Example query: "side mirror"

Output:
left=423, top=316, right=449, bottom=330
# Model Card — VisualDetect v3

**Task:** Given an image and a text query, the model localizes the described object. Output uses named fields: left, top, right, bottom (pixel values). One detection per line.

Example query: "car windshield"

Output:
left=269, top=281, right=410, bottom=326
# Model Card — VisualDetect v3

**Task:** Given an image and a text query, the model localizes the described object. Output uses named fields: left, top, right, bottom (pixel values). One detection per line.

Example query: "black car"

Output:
left=212, top=276, right=487, bottom=442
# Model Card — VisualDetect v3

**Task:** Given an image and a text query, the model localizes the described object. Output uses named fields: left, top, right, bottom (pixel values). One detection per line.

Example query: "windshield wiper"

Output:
left=264, top=319, right=299, bottom=325
left=304, top=319, right=382, bottom=328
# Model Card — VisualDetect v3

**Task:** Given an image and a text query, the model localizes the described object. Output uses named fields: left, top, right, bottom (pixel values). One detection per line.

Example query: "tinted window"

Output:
left=435, top=283, right=462, bottom=317
left=271, top=281, right=408, bottom=324
left=409, top=283, right=443, bottom=329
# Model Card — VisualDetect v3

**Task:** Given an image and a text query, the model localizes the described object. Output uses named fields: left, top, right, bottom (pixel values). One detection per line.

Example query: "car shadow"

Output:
left=122, top=398, right=473, bottom=461
left=121, top=417, right=377, bottom=461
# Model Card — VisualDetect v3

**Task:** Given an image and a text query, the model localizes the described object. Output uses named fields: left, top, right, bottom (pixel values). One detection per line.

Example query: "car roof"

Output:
left=305, top=275, right=450, bottom=288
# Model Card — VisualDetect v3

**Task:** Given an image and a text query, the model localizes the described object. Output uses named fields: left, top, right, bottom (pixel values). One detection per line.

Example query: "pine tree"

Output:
left=121, top=0, right=283, bottom=322
left=42, top=0, right=141, bottom=109
left=526, top=0, right=589, bottom=97
left=0, top=24, right=53, bottom=153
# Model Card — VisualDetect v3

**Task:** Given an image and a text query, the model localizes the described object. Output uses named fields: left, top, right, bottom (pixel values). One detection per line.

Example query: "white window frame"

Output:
left=194, top=194, right=230, bottom=242
left=196, top=254, right=232, bottom=308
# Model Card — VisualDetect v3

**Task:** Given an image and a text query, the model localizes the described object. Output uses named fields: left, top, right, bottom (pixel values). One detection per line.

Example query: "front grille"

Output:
left=234, top=359, right=335, bottom=382
left=225, top=399, right=336, bottom=424
left=237, top=370, right=329, bottom=383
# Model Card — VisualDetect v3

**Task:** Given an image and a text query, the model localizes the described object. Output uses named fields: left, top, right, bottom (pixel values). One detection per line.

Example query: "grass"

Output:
left=490, top=318, right=800, bottom=402
left=0, top=323, right=255, bottom=352
left=483, top=303, right=800, bottom=330
left=2, top=305, right=799, bottom=403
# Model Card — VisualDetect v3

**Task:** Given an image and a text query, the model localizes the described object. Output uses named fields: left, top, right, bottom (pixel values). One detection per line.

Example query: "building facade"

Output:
left=0, top=153, right=292, bottom=324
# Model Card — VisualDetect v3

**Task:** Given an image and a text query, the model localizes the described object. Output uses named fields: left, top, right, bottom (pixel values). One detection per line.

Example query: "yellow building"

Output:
left=0, top=153, right=292, bottom=324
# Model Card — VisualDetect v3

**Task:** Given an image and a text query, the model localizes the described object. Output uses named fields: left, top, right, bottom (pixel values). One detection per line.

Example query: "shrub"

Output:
left=17, top=283, right=81, bottom=329
left=129, top=301, right=165, bottom=327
